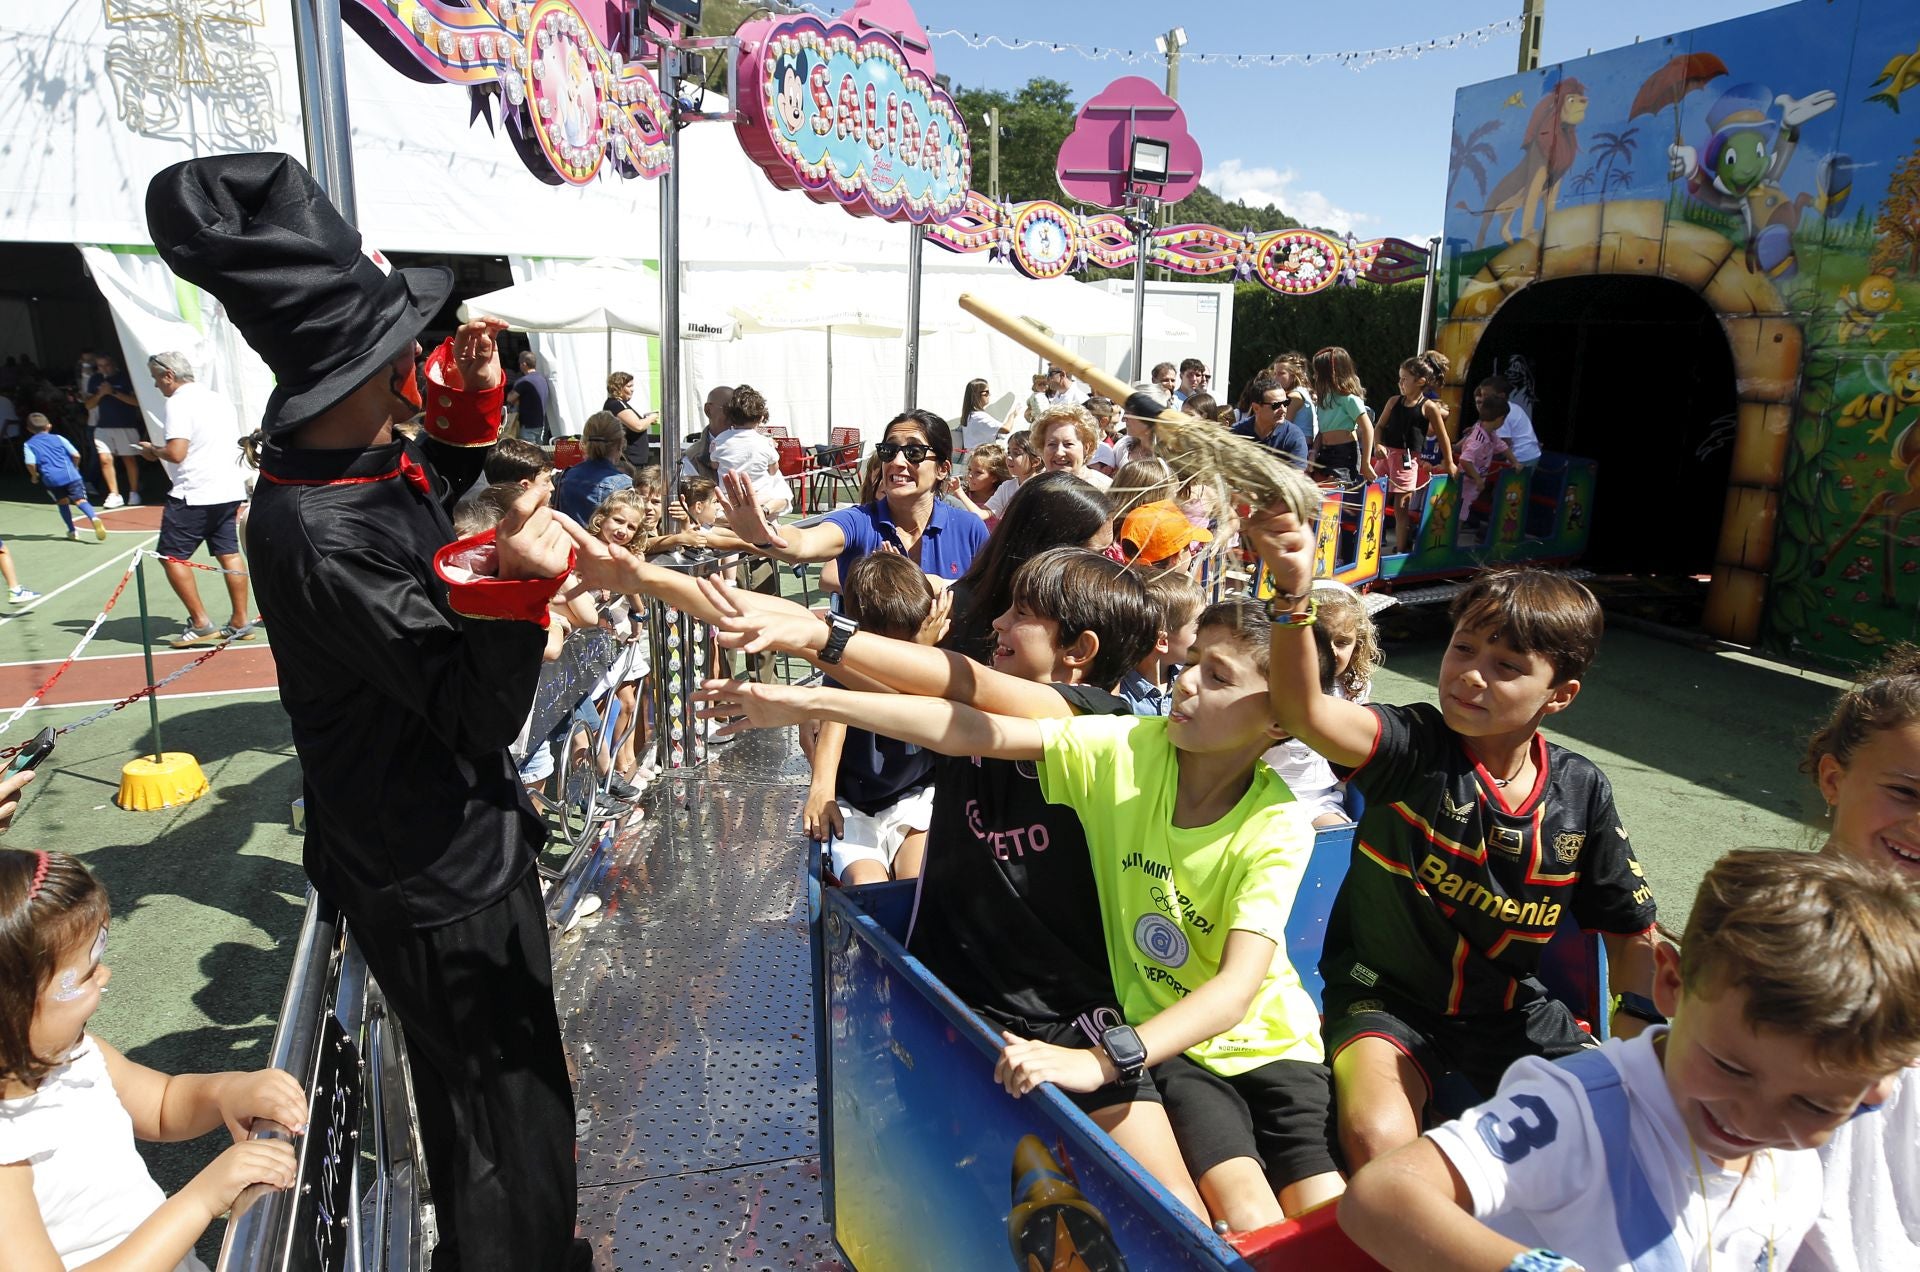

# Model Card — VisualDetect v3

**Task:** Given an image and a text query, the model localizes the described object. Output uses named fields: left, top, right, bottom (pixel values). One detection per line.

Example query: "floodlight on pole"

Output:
left=1129, top=136, right=1171, bottom=187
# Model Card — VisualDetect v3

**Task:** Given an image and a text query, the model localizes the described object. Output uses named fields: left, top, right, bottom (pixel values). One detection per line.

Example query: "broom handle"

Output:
left=958, top=293, right=1142, bottom=410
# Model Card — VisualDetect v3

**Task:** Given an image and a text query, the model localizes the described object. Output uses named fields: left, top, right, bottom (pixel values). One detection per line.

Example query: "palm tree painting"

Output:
left=1449, top=119, right=1502, bottom=200
left=1579, top=127, right=1641, bottom=197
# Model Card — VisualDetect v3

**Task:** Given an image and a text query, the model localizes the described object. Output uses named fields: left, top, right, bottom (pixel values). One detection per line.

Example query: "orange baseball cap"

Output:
left=1119, top=500, right=1212, bottom=565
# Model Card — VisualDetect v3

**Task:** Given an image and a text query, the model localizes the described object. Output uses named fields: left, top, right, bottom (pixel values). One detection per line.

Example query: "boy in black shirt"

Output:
left=1245, top=509, right=1659, bottom=1172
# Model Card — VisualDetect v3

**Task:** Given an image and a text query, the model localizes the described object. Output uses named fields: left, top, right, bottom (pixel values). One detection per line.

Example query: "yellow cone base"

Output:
left=117, top=753, right=210, bottom=811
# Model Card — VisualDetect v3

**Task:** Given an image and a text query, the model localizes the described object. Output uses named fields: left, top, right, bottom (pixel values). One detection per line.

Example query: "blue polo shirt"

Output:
left=1231, top=417, right=1310, bottom=469
left=821, top=496, right=987, bottom=585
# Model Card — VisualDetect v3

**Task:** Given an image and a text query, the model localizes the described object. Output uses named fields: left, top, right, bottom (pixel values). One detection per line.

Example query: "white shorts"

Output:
left=97, top=427, right=144, bottom=457
left=827, top=784, right=935, bottom=878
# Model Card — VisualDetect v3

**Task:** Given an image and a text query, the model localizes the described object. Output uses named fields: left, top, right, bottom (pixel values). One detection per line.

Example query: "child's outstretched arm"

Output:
left=694, top=574, right=1076, bottom=721
left=3, top=1139, right=298, bottom=1272
left=99, top=1040, right=307, bottom=1145
left=694, top=679, right=1044, bottom=761
left=993, top=929, right=1276, bottom=1097
left=1339, top=1139, right=1545, bottom=1272
left=1240, top=507, right=1377, bottom=768
left=805, top=720, right=848, bottom=843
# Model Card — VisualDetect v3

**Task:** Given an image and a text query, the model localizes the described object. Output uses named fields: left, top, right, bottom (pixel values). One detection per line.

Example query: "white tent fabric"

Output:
left=76, top=247, right=272, bottom=441
left=3, top=5, right=1232, bottom=449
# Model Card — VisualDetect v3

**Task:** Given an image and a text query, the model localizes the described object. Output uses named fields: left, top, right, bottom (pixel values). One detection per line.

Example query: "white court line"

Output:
left=0, top=538, right=157, bottom=629
left=3, top=684, right=280, bottom=713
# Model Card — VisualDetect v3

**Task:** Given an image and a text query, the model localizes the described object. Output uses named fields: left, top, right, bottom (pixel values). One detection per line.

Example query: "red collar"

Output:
left=261, top=450, right=433, bottom=496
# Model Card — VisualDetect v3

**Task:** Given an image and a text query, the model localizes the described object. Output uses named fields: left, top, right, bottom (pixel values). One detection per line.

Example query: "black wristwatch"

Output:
left=818, top=613, right=859, bottom=665
left=1613, top=991, right=1667, bottom=1026
left=1100, top=1024, right=1148, bottom=1084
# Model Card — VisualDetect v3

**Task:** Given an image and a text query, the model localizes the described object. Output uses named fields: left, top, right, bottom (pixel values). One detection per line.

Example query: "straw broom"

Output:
left=958, top=293, right=1323, bottom=522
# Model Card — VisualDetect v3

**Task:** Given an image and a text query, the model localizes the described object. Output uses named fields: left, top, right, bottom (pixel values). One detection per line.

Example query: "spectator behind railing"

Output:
left=0, top=850, right=305, bottom=1270
left=584, top=486, right=660, bottom=792
left=554, top=412, right=634, bottom=526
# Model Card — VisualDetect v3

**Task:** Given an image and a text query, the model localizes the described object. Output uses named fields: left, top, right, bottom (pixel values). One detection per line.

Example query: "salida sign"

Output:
left=734, top=0, right=970, bottom=222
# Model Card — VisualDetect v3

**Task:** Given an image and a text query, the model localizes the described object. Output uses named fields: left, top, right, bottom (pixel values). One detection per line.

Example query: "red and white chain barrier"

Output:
left=0, top=551, right=260, bottom=761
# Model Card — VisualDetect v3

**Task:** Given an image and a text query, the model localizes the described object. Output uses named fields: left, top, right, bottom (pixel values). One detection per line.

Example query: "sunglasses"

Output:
left=874, top=441, right=938, bottom=464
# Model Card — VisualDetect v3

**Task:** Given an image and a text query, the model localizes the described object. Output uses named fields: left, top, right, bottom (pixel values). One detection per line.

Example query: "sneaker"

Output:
left=219, top=622, right=258, bottom=642
left=168, top=624, right=221, bottom=648
left=606, top=773, right=643, bottom=802
left=102, top=493, right=125, bottom=509
left=127, top=493, right=143, bottom=507
left=7, top=586, right=39, bottom=604
left=92, top=518, right=107, bottom=542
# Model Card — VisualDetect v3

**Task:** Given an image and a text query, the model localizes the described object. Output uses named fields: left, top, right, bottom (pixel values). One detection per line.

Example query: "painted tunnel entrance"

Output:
left=1464, top=275, right=1740, bottom=582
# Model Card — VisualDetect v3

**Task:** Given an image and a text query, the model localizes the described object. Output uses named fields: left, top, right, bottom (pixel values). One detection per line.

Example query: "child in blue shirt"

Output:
left=23, top=414, right=107, bottom=542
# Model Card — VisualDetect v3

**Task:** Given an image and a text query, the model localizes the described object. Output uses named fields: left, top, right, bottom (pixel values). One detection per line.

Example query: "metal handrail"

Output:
left=216, top=888, right=342, bottom=1271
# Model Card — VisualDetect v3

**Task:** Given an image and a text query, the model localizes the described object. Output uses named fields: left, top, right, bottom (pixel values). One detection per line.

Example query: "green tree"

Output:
left=952, top=78, right=1078, bottom=205
left=1229, top=282, right=1425, bottom=410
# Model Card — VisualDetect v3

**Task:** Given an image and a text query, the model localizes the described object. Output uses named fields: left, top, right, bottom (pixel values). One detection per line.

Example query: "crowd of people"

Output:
left=0, top=148, right=1914, bottom=1272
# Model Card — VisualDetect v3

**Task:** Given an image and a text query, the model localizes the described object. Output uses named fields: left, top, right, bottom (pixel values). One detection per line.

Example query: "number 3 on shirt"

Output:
left=1474, top=1095, right=1559, bottom=1162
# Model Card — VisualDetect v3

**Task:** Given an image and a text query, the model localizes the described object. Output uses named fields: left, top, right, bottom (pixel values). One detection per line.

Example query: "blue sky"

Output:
left=917, top=0, right=1793, bottom=238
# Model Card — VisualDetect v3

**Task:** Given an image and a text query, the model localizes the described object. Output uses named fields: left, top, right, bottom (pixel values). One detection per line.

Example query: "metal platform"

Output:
left=554, top=729, right=843, bottom=1270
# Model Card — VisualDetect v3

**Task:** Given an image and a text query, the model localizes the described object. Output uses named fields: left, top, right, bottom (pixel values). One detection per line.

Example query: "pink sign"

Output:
left=733, top=0, right=970, bottom=222
left=1055, top=76, right=1202, bottom=210
left=347, top=0, right=669, bottom=186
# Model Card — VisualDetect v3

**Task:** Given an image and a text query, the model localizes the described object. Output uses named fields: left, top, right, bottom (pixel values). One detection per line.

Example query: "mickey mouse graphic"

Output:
left=774, top=50, right=810, bottom=136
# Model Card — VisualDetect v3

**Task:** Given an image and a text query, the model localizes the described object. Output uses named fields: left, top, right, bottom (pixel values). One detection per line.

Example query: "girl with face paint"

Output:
left=0, top=849, right=308, bottom=1270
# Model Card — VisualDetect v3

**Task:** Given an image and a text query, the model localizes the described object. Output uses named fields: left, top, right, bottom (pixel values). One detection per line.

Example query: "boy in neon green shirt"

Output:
left=697, top=590, right=1343, bottom=1232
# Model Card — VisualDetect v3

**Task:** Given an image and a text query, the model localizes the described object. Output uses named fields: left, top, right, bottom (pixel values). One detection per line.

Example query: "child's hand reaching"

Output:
left=696, top=574, right=828, bottom=655
left=1240, top=504, right=1318, bottom=599
left=693, top=679, right=817, bottom=734
left=209, top=1067, right=309, bottom=1144
left=183, top=1137, right=299, bottom=1220
left=720, top=470, right=786, bottom=551
left=803, top=788, right=844, bottom=842
left=994, top=1032, right=1110, bottom=1097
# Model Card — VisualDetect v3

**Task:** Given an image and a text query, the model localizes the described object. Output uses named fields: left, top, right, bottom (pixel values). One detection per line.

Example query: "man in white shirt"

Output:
left=1477, top=376, right=1541, bottom=465
left=1044, top=364, right=1088, bottom=409
left=141, top=352, right=253, bottom=645
left=677, top=383, right=734, bottom=483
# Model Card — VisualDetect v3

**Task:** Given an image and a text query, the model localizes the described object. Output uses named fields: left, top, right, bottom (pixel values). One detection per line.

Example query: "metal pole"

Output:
left=984, top=108, right=1000, bottom=203
left=1129, top=204, right=1153, bottom=382
left=133, top=555, right=164, bottom=762
left=1164, top=29, right=1183, bottom=99
left=1517, top=0, right=1545, bottom=72
left=1415, top=235, right=1441, bottom=356
left=658, top=36, right=684, bottom=507
left=904, top=227, right=924, bottom=411
left=291, top=0, right=359, bottom=220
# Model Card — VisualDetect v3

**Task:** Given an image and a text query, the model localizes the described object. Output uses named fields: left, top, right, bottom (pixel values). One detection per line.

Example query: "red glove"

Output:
left=418, top=338, right=505, bottom=448
left=434, top=530, right=573, bottom=626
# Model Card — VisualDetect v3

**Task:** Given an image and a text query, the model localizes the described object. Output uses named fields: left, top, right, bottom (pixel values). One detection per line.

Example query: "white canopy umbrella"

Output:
left=720, top=263, right=971, bottom=428
left=458, top=257, right=736, bottom=379
left=924, top=271, right=1196, bottom=343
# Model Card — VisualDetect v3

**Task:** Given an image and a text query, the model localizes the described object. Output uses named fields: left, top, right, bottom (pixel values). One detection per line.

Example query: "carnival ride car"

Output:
left=810, top=817, right=1611, bottom=1271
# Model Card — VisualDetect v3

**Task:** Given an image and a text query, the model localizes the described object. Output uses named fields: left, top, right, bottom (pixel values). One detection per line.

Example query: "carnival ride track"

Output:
left=555, top=726, right=845, bottom=1270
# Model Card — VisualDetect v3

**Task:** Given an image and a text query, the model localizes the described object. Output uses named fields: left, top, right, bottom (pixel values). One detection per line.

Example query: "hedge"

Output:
left=1227, top=281, right=1427, bottom=412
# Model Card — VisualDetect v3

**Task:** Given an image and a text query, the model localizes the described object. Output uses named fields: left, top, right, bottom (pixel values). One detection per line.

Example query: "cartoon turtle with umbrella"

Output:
left=1642, top=52, right=1853, bottom=279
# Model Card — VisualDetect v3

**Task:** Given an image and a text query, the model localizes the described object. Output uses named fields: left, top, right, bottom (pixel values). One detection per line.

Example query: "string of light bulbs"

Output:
left=788, top=5, right=1525, bottom=72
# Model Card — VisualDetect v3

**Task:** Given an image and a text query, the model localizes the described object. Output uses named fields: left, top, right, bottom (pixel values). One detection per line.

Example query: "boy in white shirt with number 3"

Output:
left=1338, top=849, right=1920, bottom=1272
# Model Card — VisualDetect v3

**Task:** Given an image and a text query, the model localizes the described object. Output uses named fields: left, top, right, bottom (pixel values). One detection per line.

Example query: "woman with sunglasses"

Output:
left=713, top=409, right=989, bottom=589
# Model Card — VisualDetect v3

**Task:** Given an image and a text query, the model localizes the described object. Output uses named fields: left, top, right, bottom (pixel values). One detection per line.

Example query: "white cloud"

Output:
left=1201, top=159, right=1377, bottom=236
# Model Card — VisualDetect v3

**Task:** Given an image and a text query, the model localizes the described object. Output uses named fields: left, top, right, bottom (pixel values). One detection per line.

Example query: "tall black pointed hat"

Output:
left=144, top=152, right=451, bottom=436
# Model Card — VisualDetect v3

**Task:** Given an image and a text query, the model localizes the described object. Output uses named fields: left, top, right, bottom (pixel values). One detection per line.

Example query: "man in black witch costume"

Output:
left=144, top=153, right=590, bottom=1269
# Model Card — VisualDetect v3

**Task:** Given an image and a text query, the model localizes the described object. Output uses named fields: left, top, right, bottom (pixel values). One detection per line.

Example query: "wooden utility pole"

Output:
left=1518, top=0, right=1545, bottom=71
